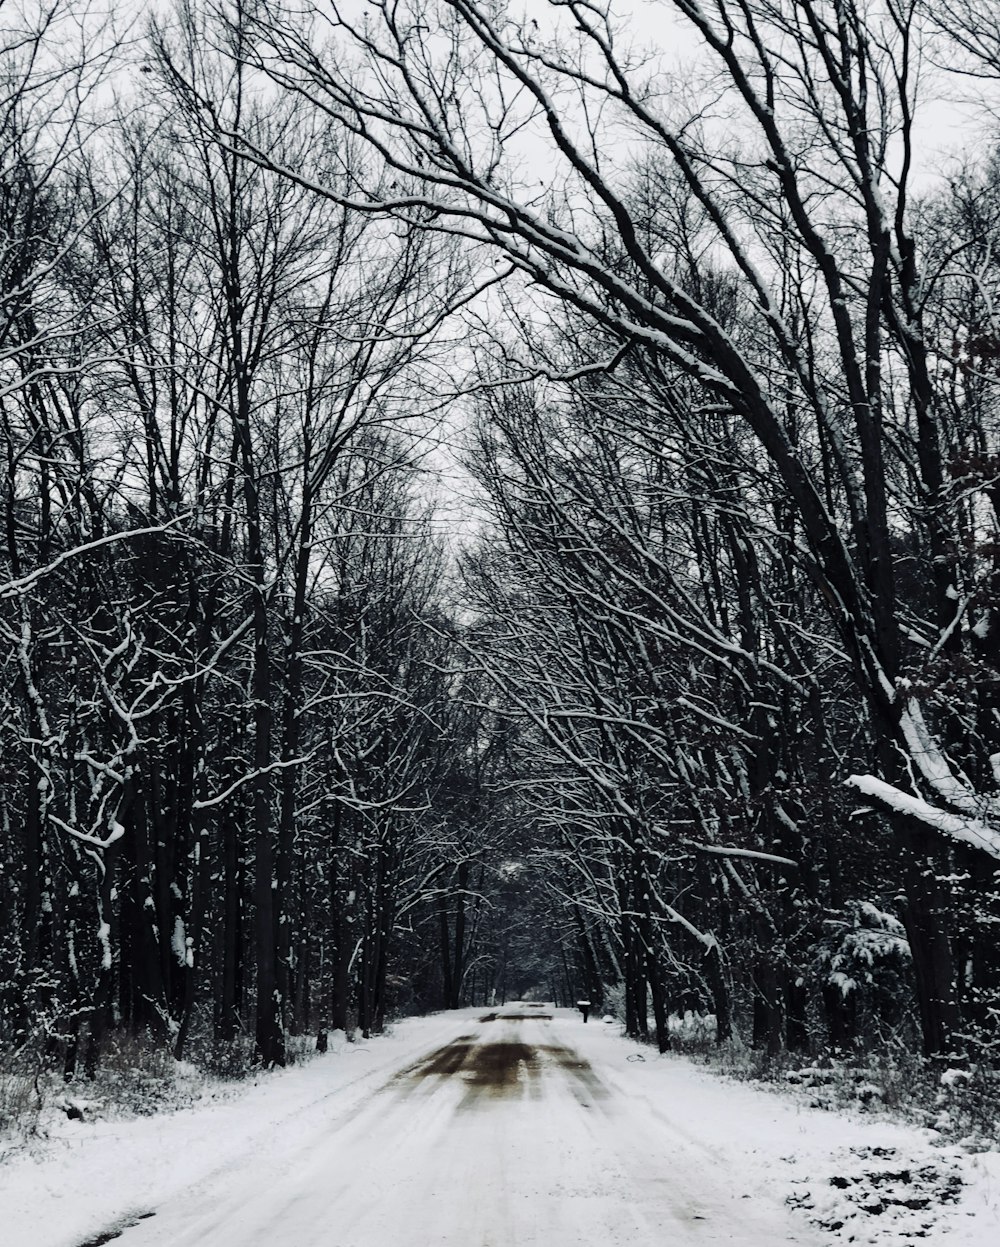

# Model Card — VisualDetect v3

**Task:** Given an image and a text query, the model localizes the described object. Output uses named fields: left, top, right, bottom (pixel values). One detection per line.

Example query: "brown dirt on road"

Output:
left=393, top=1034, right=475, bottom=1081
left=461, top=1041, right=540, bottom=1103
left=479, top=1011, right=553, bottom=1022
left=389, top=1019, right=608, bottom=1110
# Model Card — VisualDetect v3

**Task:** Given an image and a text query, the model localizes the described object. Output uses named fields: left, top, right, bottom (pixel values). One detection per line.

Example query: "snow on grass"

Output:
left=786, top=1142, right=964, bottom=1241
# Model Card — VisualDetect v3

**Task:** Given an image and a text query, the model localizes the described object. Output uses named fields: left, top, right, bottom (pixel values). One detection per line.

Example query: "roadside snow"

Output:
left=0, top=1009, right=997, bottom=1247
left=564, top=1019, right=1000, bottom=1247
left=0, top=1015, right=461, bottom=1247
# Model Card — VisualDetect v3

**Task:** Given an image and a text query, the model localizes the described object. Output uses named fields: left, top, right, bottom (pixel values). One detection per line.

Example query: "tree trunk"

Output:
left=752, top=951, right=783, bottom=1056
left=704, top=940, right=733, bottom=1044
left=438, top=895, right=453, bottom=1009
left=450, top=861, right=469, bottom=1009
left=646, top=947, right=671, bottom=1053
left=822, top=981, right=858, bottom=1052
left=784, top=976, right=809, bottom=1053
left=898, top=820, right=960, bottom=1058
left=217, top=813, right=244, bottom=1043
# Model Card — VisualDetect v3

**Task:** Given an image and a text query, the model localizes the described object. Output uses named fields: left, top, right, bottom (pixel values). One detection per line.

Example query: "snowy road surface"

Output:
left=6, top=1005, right=999, bottom=1247
left=70, top=1005, right=820, bottom=1247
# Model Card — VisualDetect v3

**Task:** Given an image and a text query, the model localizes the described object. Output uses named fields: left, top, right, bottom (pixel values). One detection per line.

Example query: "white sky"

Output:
left=614, top=0, right=998, bottom=188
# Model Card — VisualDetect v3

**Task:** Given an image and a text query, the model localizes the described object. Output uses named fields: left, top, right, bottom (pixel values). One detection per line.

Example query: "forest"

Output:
left=3, top=0, right=1000, bottom=1091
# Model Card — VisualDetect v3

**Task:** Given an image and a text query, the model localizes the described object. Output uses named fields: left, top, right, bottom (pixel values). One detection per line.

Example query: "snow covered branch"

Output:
left=846, top=774, right=1000, bottom=861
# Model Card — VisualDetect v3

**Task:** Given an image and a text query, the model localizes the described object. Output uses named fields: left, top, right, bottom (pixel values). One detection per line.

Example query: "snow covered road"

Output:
left=6, top=1005, right=999, bottom=1247
left=72, top=1004, right=821, bottom=1247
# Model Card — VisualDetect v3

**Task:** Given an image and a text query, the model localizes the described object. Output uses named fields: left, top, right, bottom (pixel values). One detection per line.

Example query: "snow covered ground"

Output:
left=1, top=1006, right=998, bottom=1247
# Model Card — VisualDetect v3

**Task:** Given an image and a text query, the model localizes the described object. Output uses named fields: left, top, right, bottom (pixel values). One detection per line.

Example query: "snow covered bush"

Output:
left=601, top=984, right=627, bottom=1028
left=666, top=1011, right=720, bottom=1053
left=0, top=1068, right=41, bottom=1156
left=813, top=902, right=914, bottom=1049
left=186, top=1034, right=259, bottom=1081
left=90, top=1036, right=205, bottom=1117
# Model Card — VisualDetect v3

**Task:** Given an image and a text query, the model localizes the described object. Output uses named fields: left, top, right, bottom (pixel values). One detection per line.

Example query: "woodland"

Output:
left=4, top=0, right=1000, bottom=1090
